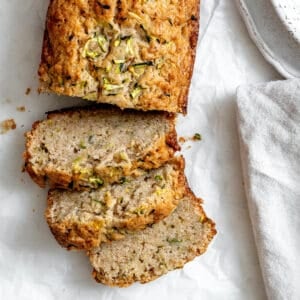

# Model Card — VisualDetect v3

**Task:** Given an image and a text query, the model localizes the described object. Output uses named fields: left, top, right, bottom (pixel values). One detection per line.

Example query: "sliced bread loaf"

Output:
left=89, top=191, right=216, bottom=287
left=45, top=158, right=186, bottom=250
left=38, top=0, right=199, bottom=113
left=24, top=106, right=179, bottom=189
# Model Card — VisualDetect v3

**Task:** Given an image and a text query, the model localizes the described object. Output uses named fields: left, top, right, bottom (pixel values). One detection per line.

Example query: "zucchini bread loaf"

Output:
left=38, top=0, right=200, bottom=113
left=24, top=106, right=179, bottom=190
left=89, top=191, right=216, bottom=287
left=46, top=158, right=186, bottom=250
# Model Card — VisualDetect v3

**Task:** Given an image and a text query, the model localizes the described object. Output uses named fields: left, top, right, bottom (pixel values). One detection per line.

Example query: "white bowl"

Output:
left=236, top=0, right=300, bottom=78
left=270, top=0, right=300, bottom=43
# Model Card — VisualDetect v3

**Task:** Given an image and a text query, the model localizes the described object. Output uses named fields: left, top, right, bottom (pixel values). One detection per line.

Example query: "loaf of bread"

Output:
left=24, top=106, right=179, bottom=189
left=89, top=191, right=216, bottom=287
left=38, top=0, right=200, bottom=113
left=45, top=158, right=186, bottom=250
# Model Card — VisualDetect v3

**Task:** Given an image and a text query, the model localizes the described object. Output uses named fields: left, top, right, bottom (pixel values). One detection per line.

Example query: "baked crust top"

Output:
left=38, top=0, right=200, bottom=113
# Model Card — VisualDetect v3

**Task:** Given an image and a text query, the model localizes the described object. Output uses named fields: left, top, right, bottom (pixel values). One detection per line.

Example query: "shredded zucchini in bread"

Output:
left=38, top=0, right=200, bottom=113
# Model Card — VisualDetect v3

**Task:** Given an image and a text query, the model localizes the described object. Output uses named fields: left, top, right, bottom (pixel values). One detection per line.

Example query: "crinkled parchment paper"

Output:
left=0, top=0, right=280, bottom=299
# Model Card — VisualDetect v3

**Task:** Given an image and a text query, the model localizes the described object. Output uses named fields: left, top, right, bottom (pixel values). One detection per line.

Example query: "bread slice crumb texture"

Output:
left=89, top=191, right=216, bottom=287
left=46, top=158, right=186, bottom=250
left=24, top=106, right=179, bottom=189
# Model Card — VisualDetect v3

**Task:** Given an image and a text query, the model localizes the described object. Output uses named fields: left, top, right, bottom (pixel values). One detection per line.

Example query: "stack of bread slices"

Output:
left=24, top=0, right=216, bottom=287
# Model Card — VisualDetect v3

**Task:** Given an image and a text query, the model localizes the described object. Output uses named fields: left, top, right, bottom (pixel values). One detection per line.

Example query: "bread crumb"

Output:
left=0, top=119, right=16, bottom=134
left=25, top=88, right=31, bottom=95
left=17, top=106, right=26, bottom=112
left=179, top=133, right=202, bottom=144
left=192, top=133, right=202, bottom=141
left=178, top=137, right=186, bottom=144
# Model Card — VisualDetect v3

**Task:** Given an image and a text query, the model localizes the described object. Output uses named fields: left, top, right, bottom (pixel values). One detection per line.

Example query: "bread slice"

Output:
left=89, top=191, right=216, bottom=287
left=38, top=0, right=200, bottom=113
left=24, top=106, right=179, bottom=189
left=45, top=158, right=186, bottom=250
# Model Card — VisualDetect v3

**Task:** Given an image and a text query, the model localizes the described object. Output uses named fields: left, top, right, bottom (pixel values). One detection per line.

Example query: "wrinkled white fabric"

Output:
left=237, top=79, right=300, bottom=300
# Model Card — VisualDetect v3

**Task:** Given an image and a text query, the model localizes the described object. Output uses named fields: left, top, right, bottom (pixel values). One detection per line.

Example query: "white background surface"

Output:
left=0, top=0, right=280, bottom=299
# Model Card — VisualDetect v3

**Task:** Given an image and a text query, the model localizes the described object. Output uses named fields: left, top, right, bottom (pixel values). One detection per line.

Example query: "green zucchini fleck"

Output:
left=120, top=35, right=132, bottom=40
left=140, top=24, right=152, bottom=42
left=118, top=63, right=126, bottom=73
left=167, top=238, right=182, bottom=244
left=89, top=176, right=104, bottom=186
left=97, top=35, right=108, bottom=52
left=114, top=37, right=121, bottom=47
left=193, top=133, right=202, bottom=141
left=133, top=207, right=145, bottom=215
left=126, top=36, right=134, bottom=55
left=103, top=83, right=123, bottom=91
left=82, top=35, right=108, bottom=59
left=79, top=81, right=88, bottom=88
left=130, top=85, right=142, bottom=99
left=119, top=177, right=129, bottom=184
left=79, top=140, right=86, bottom=149
left=88, top=135, right=94, bottom=144
left=102, top=78, right=123, bottom=91
left=132, top=61, right=154, bottom=68
left=154, top=175, right=163, bottom=181
left=83, top=92, right=98, bottom=100
left=113, top=59, right=126, bottom=64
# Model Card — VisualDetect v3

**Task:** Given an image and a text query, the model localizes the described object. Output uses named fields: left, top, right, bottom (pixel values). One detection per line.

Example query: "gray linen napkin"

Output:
left=236, top=79, right=300, bottom=300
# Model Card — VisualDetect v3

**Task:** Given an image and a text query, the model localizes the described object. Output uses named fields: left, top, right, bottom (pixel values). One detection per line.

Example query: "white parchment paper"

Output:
left=0, top=1, right=280, bottom=299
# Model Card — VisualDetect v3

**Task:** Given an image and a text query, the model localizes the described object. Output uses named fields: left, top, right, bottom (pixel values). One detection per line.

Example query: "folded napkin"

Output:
left=236, top=79, right=300, bottom=300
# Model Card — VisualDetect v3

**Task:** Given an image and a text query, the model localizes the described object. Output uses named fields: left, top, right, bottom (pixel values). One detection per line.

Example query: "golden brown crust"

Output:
left=177, top=1, right=200, bottom=114
left=23, top=105, right=179, bottom=189
left=91, top=189, right=216, bottom=287
left=38, top=0, right=200, bottom=113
